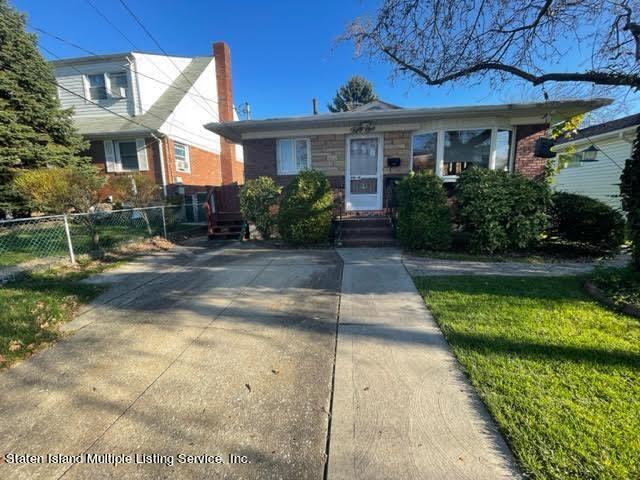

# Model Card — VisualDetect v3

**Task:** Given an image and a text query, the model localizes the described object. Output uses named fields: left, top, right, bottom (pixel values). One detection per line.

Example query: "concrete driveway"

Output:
left=0, top=243, right=520, bottom=479
left=0, top=244, right=342, bottom=479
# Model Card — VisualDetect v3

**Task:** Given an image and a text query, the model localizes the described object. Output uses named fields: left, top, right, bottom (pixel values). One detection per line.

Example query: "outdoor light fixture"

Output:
left=580, top=145, right=599, bottom=162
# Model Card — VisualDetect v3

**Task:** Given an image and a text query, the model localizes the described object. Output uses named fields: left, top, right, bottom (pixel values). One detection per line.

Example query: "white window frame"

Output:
left=84, top=71, right=129, bottom=101
left=410, top=127, right=515, bottom=182
left=174, top=142, right=191, bottom=173
left=276, top=138, right=311, bottom=175
left=115, top=140, right=140, bottom=172
left=107, top=71, right=129, bottom=99
left=85, top=73, right=108, bottom=101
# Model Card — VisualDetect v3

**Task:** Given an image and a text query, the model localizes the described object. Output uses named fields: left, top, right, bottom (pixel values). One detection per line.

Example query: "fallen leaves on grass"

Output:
left=8, top=340, right=22, bottom=352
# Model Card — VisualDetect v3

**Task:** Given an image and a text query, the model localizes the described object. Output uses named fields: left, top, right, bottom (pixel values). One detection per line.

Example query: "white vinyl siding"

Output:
left=277, top=138, right=310, bottom=175
left=55, top=60, right=134, bottom=117
left=554, top=138, right=630, bottom=211
left=174, top=142, right=190, bottom=173
left=102, top=139, right=149, bottom=172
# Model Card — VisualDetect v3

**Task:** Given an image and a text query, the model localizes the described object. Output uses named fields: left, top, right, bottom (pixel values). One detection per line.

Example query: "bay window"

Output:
left=443, top=129, right=491, bottom=175
left=494, top=129, right=513, bottom=172
left=411, top=132, right=438, bottom=173
left=277, top=138, right=310, bottom=174
left=411, top=127, right=514, bottom=179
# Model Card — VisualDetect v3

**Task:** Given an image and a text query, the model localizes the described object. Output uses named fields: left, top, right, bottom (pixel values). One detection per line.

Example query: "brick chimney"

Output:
left=213, top=41, right=236, bottom=184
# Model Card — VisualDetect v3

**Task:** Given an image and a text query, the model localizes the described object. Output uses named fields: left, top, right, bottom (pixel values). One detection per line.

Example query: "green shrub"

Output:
left=621, top=127, right=640, bottom=270
left=456, top=167, right=550, bottom=253
left=239, top=177, right=281, bottom=240
left=396, top=173, right=451, bottom=250
left=550, top=192, right=624, bottom=251
left=278, top=170, right=333, bottom=245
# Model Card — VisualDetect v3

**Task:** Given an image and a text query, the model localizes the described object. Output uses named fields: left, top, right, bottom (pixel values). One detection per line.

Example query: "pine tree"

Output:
left=327, top=76, right=378, bottom=112
left=621, top=127, right=640, bottom=271
left=0, top=0, right=88, bottom=214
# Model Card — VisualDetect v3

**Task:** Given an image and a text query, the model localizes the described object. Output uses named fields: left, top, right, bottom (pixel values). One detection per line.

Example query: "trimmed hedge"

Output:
left=278, top=170, right=333, bottom=245
left=621, top=128, right=640, bottom=270
left=396, top=173, right=451, bottom=250
left=550, top=192, right=624, bottom=251
left=456, top=167, right=550, bottom=253
left=239, top=177, right=281, bottom=240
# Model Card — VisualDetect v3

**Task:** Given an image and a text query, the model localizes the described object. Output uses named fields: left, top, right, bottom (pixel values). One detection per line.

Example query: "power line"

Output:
left=82, top=0, right=222, bottom=112
left=29, top=23, right=221, bottom=120
left=40, top=43, right=217, bottom=146
left=54, top=81, right=205, bottom=150
left=116, top=0, right=220, bottom=120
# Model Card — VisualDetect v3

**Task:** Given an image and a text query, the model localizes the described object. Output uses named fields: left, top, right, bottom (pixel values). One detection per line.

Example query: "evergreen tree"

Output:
left=327, top=76, right=378, bottom=112
left=621, top=126, right=640, bottom=271
left=0, top=0, right=88, bottom=214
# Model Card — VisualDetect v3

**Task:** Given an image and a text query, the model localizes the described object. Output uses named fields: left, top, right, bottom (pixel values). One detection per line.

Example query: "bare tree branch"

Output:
left=345, top=0, right=640, bottom=97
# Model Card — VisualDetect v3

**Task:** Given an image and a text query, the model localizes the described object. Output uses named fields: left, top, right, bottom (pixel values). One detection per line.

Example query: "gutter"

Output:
left=205, top=98, right=613, bottom=143
left=152, top=133, right=168, bottom=197
left=552, top=125, right=638, bottom=151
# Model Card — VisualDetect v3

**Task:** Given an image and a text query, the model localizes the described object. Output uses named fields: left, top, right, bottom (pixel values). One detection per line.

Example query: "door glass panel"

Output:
left=350, top=138, right=378, bottom=176
left=350, top=178, right=377, bottom=195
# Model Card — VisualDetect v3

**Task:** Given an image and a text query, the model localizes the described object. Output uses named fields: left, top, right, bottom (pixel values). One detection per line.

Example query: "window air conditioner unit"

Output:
left=110, top=87, right=127, bottom=99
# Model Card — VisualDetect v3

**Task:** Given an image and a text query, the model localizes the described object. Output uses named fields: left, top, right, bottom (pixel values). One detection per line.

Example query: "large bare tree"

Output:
left=346, top=0, right=640, bottom=95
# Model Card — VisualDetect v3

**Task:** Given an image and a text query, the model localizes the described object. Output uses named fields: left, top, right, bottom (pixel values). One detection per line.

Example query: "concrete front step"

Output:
left=341, top=228, right=395, bottom=240
left=338, top=237, right=399, bottom=248
left=338, top=218, right=391, bottom=230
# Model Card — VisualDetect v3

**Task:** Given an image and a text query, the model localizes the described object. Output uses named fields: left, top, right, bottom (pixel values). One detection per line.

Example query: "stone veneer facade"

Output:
left=243, top=124, right=548, bottom=209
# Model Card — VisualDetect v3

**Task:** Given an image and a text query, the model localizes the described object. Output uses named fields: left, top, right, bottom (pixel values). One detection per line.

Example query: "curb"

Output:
left=584, top=280, right=640, bottom=318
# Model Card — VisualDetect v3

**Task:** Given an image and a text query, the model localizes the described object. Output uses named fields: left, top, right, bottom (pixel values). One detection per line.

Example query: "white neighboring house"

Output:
left=50, top=42, right=244, bottom=206
left=553, top=113, right=639, bottom=211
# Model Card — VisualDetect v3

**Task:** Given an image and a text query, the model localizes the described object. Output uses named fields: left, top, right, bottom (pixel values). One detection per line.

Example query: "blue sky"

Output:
left=13, top=0, right=639, bottom=120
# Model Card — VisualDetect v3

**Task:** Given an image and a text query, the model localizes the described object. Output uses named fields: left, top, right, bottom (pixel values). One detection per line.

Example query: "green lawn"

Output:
left=0, top=263, right=110, bottom=367
left=0, top=216, right=196, bottom=267
left=414, top=275, right=640, bottom=480
left=591, top=266, right=640, bottom=309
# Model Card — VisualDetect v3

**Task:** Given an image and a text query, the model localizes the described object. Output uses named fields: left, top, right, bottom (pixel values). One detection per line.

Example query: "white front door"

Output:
left=345, top=134, right=383, bottom=211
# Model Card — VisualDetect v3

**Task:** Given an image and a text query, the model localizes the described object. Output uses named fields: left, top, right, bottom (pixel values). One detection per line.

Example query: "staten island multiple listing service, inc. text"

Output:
left=4, top=453, right=250, bottom=467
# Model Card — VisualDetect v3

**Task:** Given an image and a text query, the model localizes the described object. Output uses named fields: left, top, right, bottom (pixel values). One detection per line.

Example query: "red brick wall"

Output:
left=89, top=138, right=162, bottom=199
left=513, top=123, right=549, bottom=179
left=213, top=41, right=238, bottom=184
left=164, top=137, right=222, bottom=188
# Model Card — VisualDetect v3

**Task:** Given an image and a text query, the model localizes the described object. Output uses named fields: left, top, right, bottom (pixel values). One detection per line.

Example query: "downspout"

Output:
left=152, top=133, right=168, bottom=197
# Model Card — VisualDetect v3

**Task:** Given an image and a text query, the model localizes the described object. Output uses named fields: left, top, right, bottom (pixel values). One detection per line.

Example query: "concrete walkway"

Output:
left=328, top=248, right=521, bottom=479
left=1, top=243, right=524, bottom=479
left=404, top=252, right=629, bottom=277
left=0, top=243, right=341, bottom=479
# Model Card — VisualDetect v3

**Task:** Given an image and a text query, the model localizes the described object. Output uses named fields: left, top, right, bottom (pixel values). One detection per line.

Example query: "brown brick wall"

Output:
left=513, top=124, right=549, bottom=179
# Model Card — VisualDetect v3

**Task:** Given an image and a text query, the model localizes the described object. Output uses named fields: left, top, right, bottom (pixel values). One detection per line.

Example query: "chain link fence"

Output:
left=0, top=204, right=209, bottom=269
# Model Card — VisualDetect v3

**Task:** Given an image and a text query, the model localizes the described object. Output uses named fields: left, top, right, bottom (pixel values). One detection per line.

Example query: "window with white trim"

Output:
left=85, top=72, right=129, bottom=100
left=411, top=132, right=438, bottom=173
left=411, top=127, right=514, bottom=179
left=117, top=141, right=139, bottom=170
left=108, top=72, right=128, bottom=98
left=87, top=74, right=107, bottom=100
left=174, top=142, right=190, bottom=173
left=277, top=138, right=310, bottom=174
